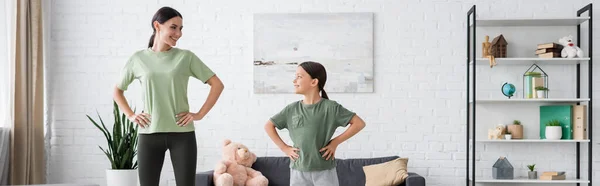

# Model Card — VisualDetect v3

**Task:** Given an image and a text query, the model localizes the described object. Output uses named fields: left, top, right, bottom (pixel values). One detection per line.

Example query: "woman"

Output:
left=113, top=6, right=224, bottom=186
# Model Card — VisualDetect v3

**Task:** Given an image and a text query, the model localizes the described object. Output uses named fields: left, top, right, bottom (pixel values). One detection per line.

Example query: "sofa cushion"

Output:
left=251, top=156, right=291, bottom=186
left=335, top=156, right=400, bottom=186
left=363, top=157, right=409, bottom=186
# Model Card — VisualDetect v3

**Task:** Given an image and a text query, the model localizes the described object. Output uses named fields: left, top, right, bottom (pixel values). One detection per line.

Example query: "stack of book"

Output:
left=540, top=171, right=566, bottom=180
left=536, top=43, right=564, bottom=58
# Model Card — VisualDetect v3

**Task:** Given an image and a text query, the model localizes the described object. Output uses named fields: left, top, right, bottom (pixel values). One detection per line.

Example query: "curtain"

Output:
left=0, top=0, right=16, bottom=185
left=10, top=0, right=46, bottom=184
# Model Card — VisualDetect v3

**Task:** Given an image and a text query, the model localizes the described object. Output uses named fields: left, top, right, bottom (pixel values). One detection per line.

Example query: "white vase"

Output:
left=545, top=126, right=562, bottom=140
left=106, top=169, right=139, bottom=186
left=536, top=90, right=546, bottom=98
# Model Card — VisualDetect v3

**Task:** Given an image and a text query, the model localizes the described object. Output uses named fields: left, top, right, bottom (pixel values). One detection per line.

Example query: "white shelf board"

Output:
left=471, top=98, right=590, bottom=103
left=472, top=178, right=589, bottom=184
left=475, top=139, right=590, bottom=143
left=471, top=17, right=590, bottom=27
left=470, top=57, right=590, bottom=65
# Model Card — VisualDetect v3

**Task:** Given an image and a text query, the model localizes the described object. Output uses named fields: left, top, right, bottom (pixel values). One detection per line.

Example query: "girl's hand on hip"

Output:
left=128, top=113, right=151, bottom=128
left=320, top=142, right=338, bottom=160
left=282, top=145, right=300, bottom=161
left=176, top=112, right=203, bottom=126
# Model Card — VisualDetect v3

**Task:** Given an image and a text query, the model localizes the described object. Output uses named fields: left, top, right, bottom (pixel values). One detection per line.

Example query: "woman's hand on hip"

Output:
left=176, top=112, right=203, bottom=126
left=128, top=113, right=151, bottom=128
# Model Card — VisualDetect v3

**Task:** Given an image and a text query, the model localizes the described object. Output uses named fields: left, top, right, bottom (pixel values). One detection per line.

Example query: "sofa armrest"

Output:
left=195, top=170, right=214, bottom=186
left=402, top=172, right=425, bottom=186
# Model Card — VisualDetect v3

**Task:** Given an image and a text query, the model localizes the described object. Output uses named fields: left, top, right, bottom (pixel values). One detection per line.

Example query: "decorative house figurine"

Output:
left=490, top=34, right=508, bottom=58
left=522, top=64, right=548, bottom=99
left=492, top=156, right=514, bottom=179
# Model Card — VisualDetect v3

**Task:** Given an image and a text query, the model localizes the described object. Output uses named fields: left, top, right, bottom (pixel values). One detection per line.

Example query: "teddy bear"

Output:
left=559, top=35, right=584, bottom=58
left=488, top=124, right=506, bottom=139
left=213, top=139, right=268, bottom=186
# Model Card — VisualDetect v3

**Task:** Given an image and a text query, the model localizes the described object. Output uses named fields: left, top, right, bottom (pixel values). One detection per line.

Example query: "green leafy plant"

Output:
left=535, top=86, right=548, bottom=91
left=527, top=164, right=536, bottom=171
left=513, top=120, right=521, bottom=125
left=525, top=72, right=542, bottom=77
left=546, top=119, right=561, bottom=127
left=87, top=101, right=139, bottom=169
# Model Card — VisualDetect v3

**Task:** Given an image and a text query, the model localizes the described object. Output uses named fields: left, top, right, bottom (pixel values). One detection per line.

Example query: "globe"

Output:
left=502, top=82, right=516, bottom=98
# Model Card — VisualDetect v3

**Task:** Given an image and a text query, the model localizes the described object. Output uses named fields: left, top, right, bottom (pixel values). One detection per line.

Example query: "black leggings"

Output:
left=138, top=131, right=197, bottom=186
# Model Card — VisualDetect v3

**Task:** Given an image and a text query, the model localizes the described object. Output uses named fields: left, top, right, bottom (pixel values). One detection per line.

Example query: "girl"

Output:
left=264, top=61, right=366, bottom=186
left=113, top=6, right=224, bottom=186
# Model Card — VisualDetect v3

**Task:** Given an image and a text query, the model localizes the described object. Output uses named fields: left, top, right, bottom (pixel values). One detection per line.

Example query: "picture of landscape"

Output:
left=253, top=12, right=374, bottom=93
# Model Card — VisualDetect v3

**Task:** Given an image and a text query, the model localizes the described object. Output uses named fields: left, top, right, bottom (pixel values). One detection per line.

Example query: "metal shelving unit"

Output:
left=466, top=3, right=593, bottom=186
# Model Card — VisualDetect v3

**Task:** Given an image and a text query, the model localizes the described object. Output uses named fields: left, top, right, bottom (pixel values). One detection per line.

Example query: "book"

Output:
left=572, top=105, right=587, bottom=140
left=537, top=42, right=564, bottom=49
left=531, top=77, right=543, bottom=97
left=540, top=171, right=566, bottom=180
left=536, top=48, right=562, bottom=54
left=538, top=52, right=561, bottom=58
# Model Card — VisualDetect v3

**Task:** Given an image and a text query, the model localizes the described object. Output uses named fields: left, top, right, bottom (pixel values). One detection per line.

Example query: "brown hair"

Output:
left=299, top=61, right=328, bottom=99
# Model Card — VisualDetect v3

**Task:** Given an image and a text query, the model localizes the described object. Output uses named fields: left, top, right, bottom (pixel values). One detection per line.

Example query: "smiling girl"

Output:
left=264, top=61, right=366, bottom=186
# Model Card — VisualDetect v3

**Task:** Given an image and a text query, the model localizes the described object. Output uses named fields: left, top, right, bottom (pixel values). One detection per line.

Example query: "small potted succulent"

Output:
left=545, top=119, right=562, bottom=140
left=504, top=131, right=512, bottom=140
left=507, top=120, right=523, bottom=139
left=535, top=86, right=548, bottom=98
left=527, top=164, right=537, bottom=179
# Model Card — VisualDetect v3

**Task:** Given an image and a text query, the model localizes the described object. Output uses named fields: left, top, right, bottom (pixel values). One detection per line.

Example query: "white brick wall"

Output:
left=45, top=0, right=600, bottom=186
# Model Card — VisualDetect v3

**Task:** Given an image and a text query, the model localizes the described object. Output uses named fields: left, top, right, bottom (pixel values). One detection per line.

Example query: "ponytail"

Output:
left=148, top=33, right=155, bottom=48
left=148, top=6, right=182, bottom=48
left=320, top=89, right=329, bottom=99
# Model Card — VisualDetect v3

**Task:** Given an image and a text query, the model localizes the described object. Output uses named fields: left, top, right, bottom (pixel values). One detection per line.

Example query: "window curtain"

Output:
left=0, top=0, right=16, bottom=185
left=10, top=0, right=46, bottom=184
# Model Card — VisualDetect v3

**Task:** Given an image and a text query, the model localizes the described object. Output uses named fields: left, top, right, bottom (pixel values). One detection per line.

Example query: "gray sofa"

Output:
left=196, top=156, right=425, bottom=186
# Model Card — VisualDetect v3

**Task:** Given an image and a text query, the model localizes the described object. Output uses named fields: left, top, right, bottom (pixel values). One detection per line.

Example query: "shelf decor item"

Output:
left=507, top=120, right=523, bottom=139
left=545, top=119, right=563, bottom=140
left=504, top=131, right=512, bottom=140
left=535, top=86, right=549, bottom=98
left=492, top=156, right=514, bottom=179
left=490, top=34, right=508, bottom=58
left=501, top=82, right=516, bottom=99
left=559, top=35, right=584, bottom=58
left=522, top=64, right=548, bottom=99
left=527, top=164, right=537, bottom=179
left=482, top=35, right=497, bottom=67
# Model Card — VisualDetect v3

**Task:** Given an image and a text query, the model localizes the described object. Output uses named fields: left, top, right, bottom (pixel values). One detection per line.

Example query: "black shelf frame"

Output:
left=465, top=3, right=593, bottom=186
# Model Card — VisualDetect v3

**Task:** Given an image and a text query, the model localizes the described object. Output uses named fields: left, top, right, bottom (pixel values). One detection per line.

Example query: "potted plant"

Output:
left=545, top=119, right=562, bottom=140
left=507, top=120, right=523, bottom=139
left=527, top=164, right=537, bottom=179
left=87, top=101, right=139, bottom=186
left=535, top=86, right=548, bottom=98
left=504, top=131, right=512, bottom=140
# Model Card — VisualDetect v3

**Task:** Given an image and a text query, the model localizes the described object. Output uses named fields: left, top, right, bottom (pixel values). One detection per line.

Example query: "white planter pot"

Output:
left=106, top=169, right=139, bottom=186
left=536, top=90, right=546, bottom=98
left=545, top=126, right=562, bottom=140
left=505, top=134, right=512, bottom=140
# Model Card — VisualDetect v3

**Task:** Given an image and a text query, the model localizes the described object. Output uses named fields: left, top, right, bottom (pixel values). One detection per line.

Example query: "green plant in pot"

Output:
left=87, top=101, right=139, bottom=186
left=504, top=131, right=512, bottom=140
left=534, top=86, right=548, bottom=99
left=545, top=119, right=562, bottom=140
left=507, top=120, right=523, bottom=139
left=527, top=164, right=537, bottom=179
